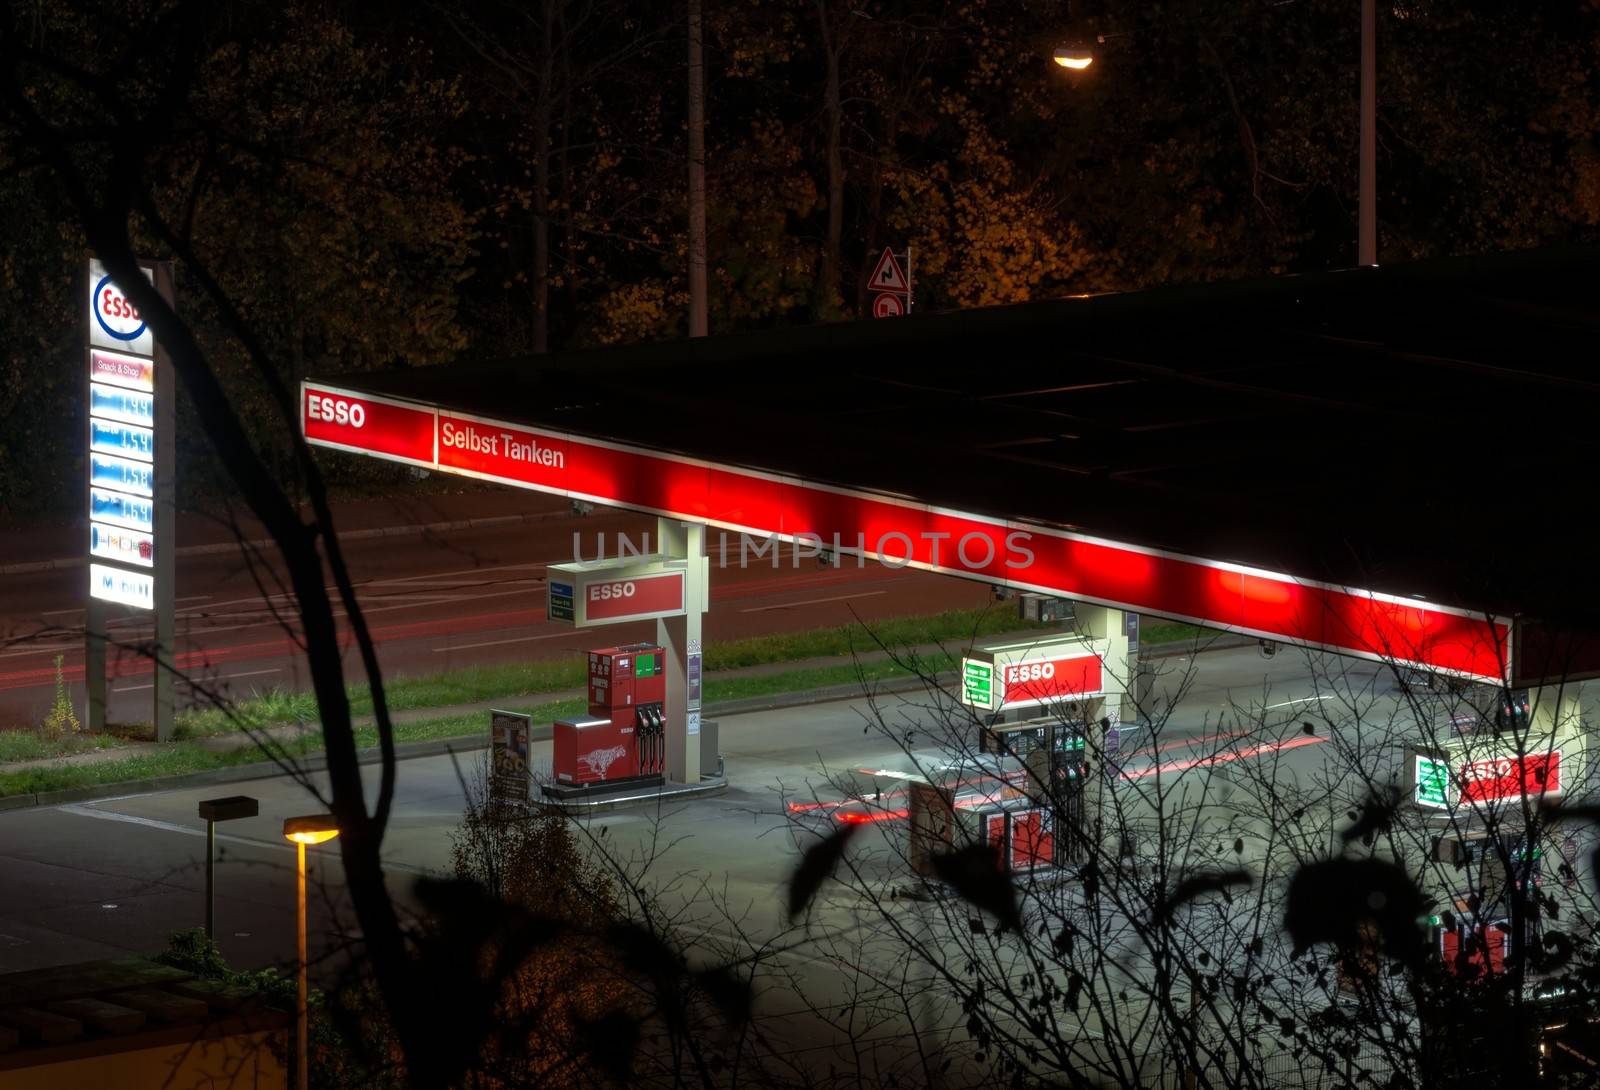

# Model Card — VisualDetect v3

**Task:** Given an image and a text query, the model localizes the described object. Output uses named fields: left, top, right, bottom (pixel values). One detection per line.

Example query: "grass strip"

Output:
left=0, top=657, right=948, bottom=798
left=172, top=605, right=1032, bottom=739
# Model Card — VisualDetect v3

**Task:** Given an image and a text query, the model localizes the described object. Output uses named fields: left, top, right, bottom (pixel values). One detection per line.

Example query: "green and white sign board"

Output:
left=961, top=658, right=996, bottom=711
left=1414, top=753, right=1451, bottom=809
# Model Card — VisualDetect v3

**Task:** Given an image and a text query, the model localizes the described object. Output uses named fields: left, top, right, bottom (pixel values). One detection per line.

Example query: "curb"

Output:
left=0, top=511, right=567, bottom=576
left=0, top=634, right=1258, bottom=813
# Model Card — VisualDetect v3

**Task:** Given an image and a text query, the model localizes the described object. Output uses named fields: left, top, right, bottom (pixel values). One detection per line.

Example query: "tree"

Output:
left=0, top=2, right=463, bottom=1082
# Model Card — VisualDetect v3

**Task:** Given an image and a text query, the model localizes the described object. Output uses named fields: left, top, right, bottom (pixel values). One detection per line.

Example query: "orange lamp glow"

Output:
left=1053, top=46, right=1094, bottom=70
left=282, top=814, right=340, bottom=845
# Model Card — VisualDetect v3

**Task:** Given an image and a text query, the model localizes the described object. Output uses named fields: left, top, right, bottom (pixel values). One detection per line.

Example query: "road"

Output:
left=0, top=643, right=1385, bottom=977
left=0, top=490, right=991, bottom=728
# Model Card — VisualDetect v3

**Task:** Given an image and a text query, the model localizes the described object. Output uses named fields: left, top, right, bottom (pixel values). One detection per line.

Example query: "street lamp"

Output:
left=283, top=814, right=339, bottom=1090
left=1053, top=42, right=1095, bottom=70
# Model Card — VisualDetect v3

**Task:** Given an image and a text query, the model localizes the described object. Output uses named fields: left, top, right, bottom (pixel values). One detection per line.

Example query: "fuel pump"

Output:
left=552, top=642, right=668, bottom=789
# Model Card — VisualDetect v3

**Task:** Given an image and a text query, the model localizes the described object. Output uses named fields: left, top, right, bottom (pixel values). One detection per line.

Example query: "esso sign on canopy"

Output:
left=306, top=394, right=366, bottom=428
left=87, top=257, right=156, bottom=357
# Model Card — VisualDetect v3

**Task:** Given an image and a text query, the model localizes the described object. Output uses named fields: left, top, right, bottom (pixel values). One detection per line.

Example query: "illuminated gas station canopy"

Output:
left=302, top=247, right=1600, bottom=686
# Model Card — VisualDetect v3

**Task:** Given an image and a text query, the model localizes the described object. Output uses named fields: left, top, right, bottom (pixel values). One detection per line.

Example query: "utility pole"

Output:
left=687, top=0, right=708, bottom=337
left=1358, top=0, right=1377, bottom=266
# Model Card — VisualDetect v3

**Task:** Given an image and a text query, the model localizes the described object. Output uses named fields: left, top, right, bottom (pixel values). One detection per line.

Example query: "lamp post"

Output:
left=283, top=814, right=340, bottom=1090
left=1358, top=0, right=1377, bottom=266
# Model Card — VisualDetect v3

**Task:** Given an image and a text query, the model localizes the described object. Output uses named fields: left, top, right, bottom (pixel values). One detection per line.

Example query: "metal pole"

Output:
left=152, top=261, right=177, bottom=741
left=205, top=819, right=215, bottom=938
left=85, top=600, right=108, bottom=731
left=687, top=0, right=708, bottom=337
left=296, top=841, right=308, bottom=1090
left=1358, top=0, right=1377, bottom=266
left=906, top=247, right=914, bottom=314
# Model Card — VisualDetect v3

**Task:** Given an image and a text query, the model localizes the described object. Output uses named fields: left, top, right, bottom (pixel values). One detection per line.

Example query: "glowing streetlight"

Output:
left=1052, top=43, right=1095, bottom=70
left=283, top=814, right=339, bottom=1090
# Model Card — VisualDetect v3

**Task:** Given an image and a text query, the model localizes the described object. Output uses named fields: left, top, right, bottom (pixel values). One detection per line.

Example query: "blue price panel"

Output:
left=89, top=382, right=155, bottom=427
left=90, top=419, right=154, bottom=462
left=90, top=452, right=155, bottom=497
left=90, top=488, right=154, bottom=532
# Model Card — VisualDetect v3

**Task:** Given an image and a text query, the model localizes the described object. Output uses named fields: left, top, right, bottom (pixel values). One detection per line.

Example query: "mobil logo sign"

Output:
left=1000, top=653, right=1104, bottom=708
left=547, top=556, right=708, bottom=628
left=301, top=384, right=436, bottom=467
left=1459, top=751, right=1562, bottom=803
left=87, top=257, right=156, bottom=357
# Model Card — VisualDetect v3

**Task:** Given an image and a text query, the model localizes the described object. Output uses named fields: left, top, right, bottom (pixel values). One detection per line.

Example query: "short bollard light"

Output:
left=196, top=795, right=259, bottom=938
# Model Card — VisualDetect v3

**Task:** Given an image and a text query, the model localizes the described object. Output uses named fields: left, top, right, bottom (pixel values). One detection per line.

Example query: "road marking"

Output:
left=207, top=668, right=283, bottom=683
left=1264, top=693, right=1336, bottom=710
left=435, top=632, right=572, bottom=652
left=373, top=561, right=549, bottom=585
left=739, top=591, right=886, bottom=613
left=40, top=593, right=212, bottom=619
left=56, top=803, right=435, bottom=874
left=115, top=667, right=281, bottom=693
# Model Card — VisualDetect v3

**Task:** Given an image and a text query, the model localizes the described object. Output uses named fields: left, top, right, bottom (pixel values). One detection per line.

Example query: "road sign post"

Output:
left=869, top=246, right=912, bottom=319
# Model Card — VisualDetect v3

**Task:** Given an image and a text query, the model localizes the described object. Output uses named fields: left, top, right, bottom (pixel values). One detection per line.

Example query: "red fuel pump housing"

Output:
left=553, top=643, right=667, bottom=782
left=552, top=715, right=636, bottom=785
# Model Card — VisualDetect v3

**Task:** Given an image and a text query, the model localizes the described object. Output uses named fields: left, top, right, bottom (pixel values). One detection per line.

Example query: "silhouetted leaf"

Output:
left=1152, top=870, right=1252, bottom=924
left=1283, top=858, right=1429, bottom=969
left=931, top=843, right=1022, bottom=932
left=1339, top=785, right=1402, bottom=847
left=787, top=823, right=861, bottom=921
left=1233, top=837, right=1245, bottom=855
left=1302, top=722, right=1316, bottom=735
left=1064, top=971, right=1084, bottom=1011
left=606, top=921, right=684, bottom=987
left=695, top=964, right=753, bottom=1026
left=574, top=1009, right=640, bottom=1081
left=1533, top=930, right=1574, bottom=973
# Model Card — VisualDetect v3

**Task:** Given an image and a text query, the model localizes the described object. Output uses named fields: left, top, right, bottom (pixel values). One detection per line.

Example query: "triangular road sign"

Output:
left=869, top=247, right=908, bottom=292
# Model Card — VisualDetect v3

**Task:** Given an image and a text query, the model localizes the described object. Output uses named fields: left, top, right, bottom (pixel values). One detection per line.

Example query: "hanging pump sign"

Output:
left=1408, top=747, right=1564, bottom=808
left=545, top=555, right=708, bottom=628
left=959, top=634, right=1113, bottom=712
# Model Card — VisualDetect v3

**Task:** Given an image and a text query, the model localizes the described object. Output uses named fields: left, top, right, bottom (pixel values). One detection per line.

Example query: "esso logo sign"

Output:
left=1460, top=759, right=1516, bottom=784
left=589, top=581, right=637, bottom=602
left=1005, top=662, right=1056, bottom=686
left=307, top=394, right=366, bottom=428
left=93, top=276, right=146, bottom=342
